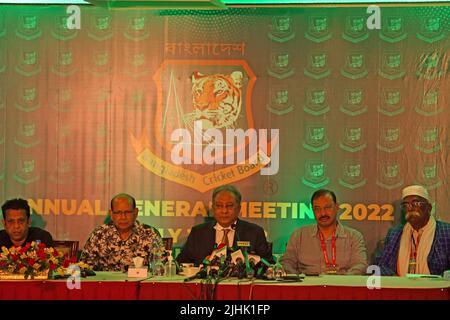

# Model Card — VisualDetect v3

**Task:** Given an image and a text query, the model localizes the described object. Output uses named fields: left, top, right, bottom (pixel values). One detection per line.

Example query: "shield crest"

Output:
left=417, top=17, right=445, bottom=43
left=303, top=88, right=329, bottom=116
left=303, top=126, right=329, bottom=152
left=305, top=16, right=331, bottom=43
left=15, top=86, right=40, bottom=112
left=349, top=54, right=364, bottom=69
left=380, top=17, right=406, bottom=43
left=341, top=53, right=367, bottom=79
left=416, top=52, right=447, bottom=80
left=340, top=126, right=366, bottom=152
left=14, top=158, right=39, bottom=184
left=302, top=160, right=329, bottom=188
left=275, top=89, right=289, bottom=105
left=16, top=50, right=41, bottom=77
left=385, top=164, right=398, bottom=178
left=312, top=53, right=326, bottom=69
left=379, top=89, right=404, bottom=116
left=424, top=17, right=441, bottom=33
left=15, top=122, right=40, bottom=148
left=388, top=17, right=402, bottom=32
left=310, top=89, right=326, bottom=105
left=377, top=127, right=403, bottom=153
left=346, top=127, right=362, bottom=142
left=340, top=89, right=366, bottom=116
left=343, top=16, right=368, bottom=43
left=415, top=127, right=441, bottom=153
left=88, top=14, right=113, bottom=41
left=347, top=164, right=361, bottom=178
left=379, top=52, right=405, bottom=80
left=16, top=15, right=41, bottom=40
left=424, top=90, right=438, bottom=106
left=386, top=53, right=401, bottom=68
left=268, top=16, right=295, bottom=43
left=348, top=90, right=362, bottom=105
left=124, top=15, right=150, bottom=41
left=51, top=15, right=77, bottom=41
left=268, top=52, right=294, bottom=79
left=304, top=53, right=330, bottom=80
left=377, top=160, right=403, bottom=189
left=90, top=51, right=111, bottom=76
left=152, top=59, right=256, bottom=164
left=416, top=162, right=441, bottom=189
left=23, top=87, right=37, bottom=102
left=124, top=50, right=149, bottom=77
left=386, top=90, right=400, bottom=105
left=22, top=123, right=36, bottom=137
left=274, top=53, right=289, bottom=68
left=52, top=50, right=77, bottom=77
left=423, top=165, right=436, bottom=179
left=339, top=162, right=366, bottom=189
left=267, top=87, right=293, bottom=115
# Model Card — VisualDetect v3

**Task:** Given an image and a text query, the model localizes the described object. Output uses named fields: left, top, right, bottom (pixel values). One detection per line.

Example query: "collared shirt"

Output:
left=213, top=223, right=235, bottom=247
left=280, top=223, right=368, bottom=275
left=80, top=221, right=164, bottom=271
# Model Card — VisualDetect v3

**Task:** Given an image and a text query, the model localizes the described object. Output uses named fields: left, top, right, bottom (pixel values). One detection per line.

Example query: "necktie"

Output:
left=221, top=229, right=230, bottom=247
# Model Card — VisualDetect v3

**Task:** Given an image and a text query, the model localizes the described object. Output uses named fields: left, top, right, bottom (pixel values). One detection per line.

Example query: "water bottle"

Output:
left=164, top=250, right=176, bottom=277
left=149, top=247, right=165, bottom=276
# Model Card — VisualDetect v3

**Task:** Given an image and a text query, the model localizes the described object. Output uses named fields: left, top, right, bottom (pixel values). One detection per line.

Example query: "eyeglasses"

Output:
left=401, top=201, right=427, bottom=210
left=111, top=210, right=134, bottom=216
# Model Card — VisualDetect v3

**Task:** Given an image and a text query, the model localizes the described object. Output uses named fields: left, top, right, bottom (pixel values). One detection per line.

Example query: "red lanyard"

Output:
left=410, top=233, right=421, bottom=259
left=319, top=230, right=336, bottom=268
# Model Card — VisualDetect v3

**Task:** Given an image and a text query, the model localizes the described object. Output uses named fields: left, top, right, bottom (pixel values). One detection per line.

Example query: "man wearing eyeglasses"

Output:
left=176, top=185, right=273, bottom=266
left=377, top=185, right=450, bottom=276
left=281, top=189, right=368, bottom=275
left=80, top=193, right=164, bottom=271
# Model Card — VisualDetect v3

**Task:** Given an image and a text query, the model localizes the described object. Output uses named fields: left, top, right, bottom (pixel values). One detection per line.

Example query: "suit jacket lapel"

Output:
left=232, top=219, right=241, bottom=248
left=206, top=223, right=216, bottom=250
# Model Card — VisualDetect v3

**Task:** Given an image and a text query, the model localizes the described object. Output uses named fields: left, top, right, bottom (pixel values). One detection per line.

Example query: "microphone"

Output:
left=183, top=266, right=208, bottom=282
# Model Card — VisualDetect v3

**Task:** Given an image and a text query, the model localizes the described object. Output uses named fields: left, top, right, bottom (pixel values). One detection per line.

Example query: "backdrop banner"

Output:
left=0, top=5, right=448, bottom=263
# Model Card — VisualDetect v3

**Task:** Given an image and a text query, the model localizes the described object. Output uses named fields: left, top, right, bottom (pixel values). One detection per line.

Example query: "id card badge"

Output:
left=325, top=266, right=338, bottom=275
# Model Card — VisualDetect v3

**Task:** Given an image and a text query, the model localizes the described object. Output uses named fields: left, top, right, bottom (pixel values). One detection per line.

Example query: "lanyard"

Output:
left=319, top=230, right=336, bottom=268
left=410, top=233, right=421, bottom=259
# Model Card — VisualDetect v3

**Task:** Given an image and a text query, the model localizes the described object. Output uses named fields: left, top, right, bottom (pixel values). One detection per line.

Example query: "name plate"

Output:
left=237, top=241, right=250, bottom=247
left=127, top=268, right=148, bottom=278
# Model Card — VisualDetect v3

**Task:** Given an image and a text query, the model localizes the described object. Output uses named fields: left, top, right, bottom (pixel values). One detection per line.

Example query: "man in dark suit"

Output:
left=176, top=185, right=273, bottom=266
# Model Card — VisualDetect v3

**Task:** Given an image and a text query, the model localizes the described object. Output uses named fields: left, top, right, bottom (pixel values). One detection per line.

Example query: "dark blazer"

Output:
left=176, top=219, right=273, bottom=266
left=376, top=220, right=450, bottom=276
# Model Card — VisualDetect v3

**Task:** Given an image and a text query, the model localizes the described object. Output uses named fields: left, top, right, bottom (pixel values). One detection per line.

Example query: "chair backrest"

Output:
left=162, top=237, right=173, bottom=251
left=53, top=240, right=79, bottom=260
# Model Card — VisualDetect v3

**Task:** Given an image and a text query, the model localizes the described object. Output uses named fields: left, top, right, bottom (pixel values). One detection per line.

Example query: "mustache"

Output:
left=406, top=211, right=421, bottom=219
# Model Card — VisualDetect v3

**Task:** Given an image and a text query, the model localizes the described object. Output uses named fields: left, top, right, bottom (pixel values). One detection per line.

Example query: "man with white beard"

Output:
left=377, top=185, right=450, bottom=276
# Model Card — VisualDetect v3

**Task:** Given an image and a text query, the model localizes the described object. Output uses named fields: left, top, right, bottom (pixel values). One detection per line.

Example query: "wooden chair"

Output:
left=53, top=240, right=79, bottom=261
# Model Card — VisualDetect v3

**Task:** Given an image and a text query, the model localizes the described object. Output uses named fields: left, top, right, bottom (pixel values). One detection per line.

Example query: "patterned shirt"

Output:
left=80, top=221, right=164, bottom=271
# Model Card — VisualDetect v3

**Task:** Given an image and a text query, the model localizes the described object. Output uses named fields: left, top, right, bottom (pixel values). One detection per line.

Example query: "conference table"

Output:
left=0, top=272, right=448, bottom=300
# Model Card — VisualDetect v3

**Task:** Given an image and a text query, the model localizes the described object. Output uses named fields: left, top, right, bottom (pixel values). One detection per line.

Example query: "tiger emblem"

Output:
left=183, top=71, right=243, bottom=130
